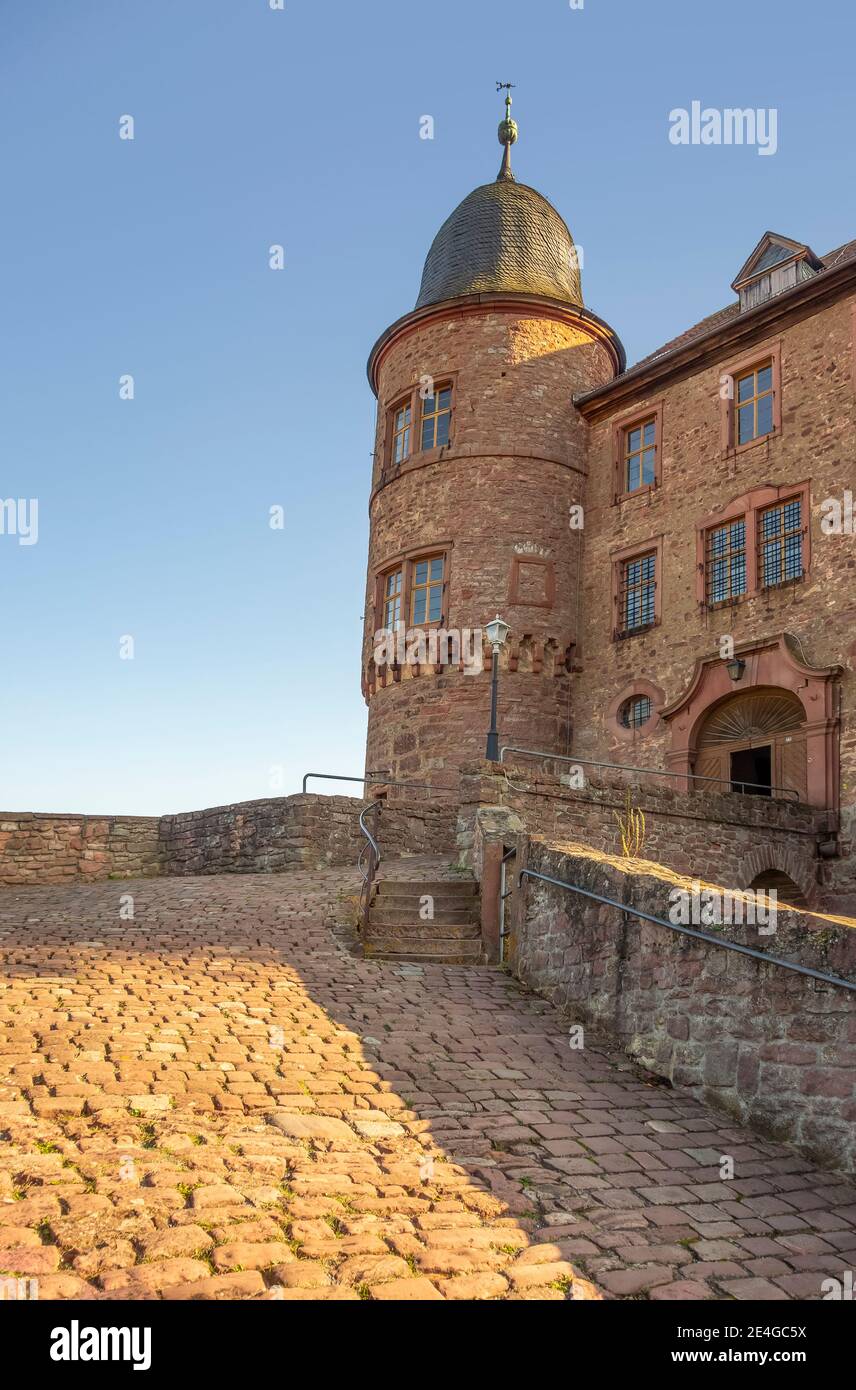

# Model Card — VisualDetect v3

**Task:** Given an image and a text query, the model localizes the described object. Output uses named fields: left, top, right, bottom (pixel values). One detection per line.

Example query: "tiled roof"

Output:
left=416, top=178, right=583, bottom=310
left=630, top=238, right=856, bottom=371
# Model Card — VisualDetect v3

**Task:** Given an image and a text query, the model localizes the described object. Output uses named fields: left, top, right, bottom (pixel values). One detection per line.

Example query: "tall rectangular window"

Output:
left=621, top=552, right=656, bottom=632
left=759, top=497, right=803, bottom=588
left=420, top=386, right=452, bottom=451
left=391, top=402, right=412, bottom=466
left=706, top=518, right=747, bottom=604
left=624, top=418, right=657, bottom=493
left=736, top=361, right=774, bottom=445
left=383, top=568, right=403, bottom=627
left=410, top=555, right=444, bottom=624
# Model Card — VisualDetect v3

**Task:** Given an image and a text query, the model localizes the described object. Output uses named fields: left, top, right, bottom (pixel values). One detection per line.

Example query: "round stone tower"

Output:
left=362, top=100, right=624, bottom=792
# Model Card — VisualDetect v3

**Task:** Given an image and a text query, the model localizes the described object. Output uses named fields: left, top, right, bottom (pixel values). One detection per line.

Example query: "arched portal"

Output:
left=661, top=635, right=842, bottom=810
left=693, top=687, right=807, bottom=798
left=749, top=868, right=809, bottom=909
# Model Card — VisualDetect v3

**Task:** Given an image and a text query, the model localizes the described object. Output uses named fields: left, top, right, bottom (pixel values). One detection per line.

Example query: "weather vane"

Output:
left=496, top=83, right=518, bottom=180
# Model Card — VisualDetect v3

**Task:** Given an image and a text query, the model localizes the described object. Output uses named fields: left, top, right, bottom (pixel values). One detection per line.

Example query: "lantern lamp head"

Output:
left=485, top=615, right=510, bottom=651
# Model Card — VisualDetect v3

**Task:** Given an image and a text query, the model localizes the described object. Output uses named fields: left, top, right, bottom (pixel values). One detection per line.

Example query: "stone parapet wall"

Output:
left=0, top=813, right=161, bottom=885
left=457, top=760, right=831, bottom=905
left=0, top=794, right=458, bottom=886
left=511, top=839, right=856, bottom=1175
left=159, top=795, right=360, bottom=877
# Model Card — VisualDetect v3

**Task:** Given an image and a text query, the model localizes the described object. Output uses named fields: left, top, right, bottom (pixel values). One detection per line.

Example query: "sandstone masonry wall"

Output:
left=0, top=795, right=458, bottom=886
left=575, top=294, right=856, bottom=855
left=0, top=813, right=161, bottom=885
left=363, top=307, right=614, bottom=785
left=458, top=761, right=827, bottom=903
left=512, top=839, right=856, bottom=1175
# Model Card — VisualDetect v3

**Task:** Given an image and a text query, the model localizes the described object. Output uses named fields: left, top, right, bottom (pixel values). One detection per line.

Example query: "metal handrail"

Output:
left=358, top=803, right=381, bottom=882
left=499, top=845, right=517, bottom=964
left=357, top=801, right=382, bottom=935
left=353, top=776, right=456, bottom=936
left=519, top=868, right=855, bottom=993
left=500, top=746, right=800, bottom=802
left=302, top=770, right=390, bottom=794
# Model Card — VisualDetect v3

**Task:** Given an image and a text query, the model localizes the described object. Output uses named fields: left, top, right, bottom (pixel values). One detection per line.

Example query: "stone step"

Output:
left=375, top=879, right=477, bottom=898
left=369, top=903, right=479, bottom=927
left=365, top=920, right=480, bottom=940
left=364, top=940, right=484, bottom=964
left=373, top=888, right=479, bottom=910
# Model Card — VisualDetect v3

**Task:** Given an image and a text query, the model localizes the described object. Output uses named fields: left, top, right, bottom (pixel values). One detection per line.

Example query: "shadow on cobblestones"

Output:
left=0, top=871, right=854, bottom=1302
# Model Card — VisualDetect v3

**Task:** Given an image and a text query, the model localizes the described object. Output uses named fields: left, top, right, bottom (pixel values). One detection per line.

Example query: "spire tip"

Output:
left=495, top=82, right=518, bottom=182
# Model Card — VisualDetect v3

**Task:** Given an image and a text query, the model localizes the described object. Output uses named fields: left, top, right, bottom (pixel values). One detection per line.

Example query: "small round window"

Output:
left=619, top=695, right=652, bottom=729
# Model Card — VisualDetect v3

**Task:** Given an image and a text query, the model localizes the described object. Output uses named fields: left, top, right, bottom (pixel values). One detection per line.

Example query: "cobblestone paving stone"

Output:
left=1, top=871, right=854, bottom=1301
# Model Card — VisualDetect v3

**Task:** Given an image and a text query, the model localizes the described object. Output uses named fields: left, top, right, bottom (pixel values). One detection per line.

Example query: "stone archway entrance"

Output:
left=693, top=688, right=807, bottom=798
left=749, top=868, right=809, bottom=908
left=660, top=634, right=842, bottom=810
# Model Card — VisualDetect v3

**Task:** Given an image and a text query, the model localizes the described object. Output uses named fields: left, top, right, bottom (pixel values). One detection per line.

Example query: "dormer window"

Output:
left=732, top=232, right=822, bottom=313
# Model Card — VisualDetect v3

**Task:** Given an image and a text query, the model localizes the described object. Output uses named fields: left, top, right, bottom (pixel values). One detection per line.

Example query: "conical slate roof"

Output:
left=415, top=176, right=583, bottom=310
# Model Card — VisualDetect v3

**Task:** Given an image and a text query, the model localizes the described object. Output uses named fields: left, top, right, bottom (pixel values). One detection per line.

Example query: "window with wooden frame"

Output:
left=410, top=554, right=444, bottom=624
left=376, top=550, right=448, bottom=637
left=705, top=518, right=747, bottom=605
left=385, top=379, right=454, bottom=474
left=420, top=385, right=452, bottom=451
left=624, top=419, right=657, bottom=492
left=720, top=344, right=782, bottom=453
left=382, top=568, right=403, bottom=628
left=620, top=551, right=657, bottom=633
left=390, top=399, right=412, bottom=467
left=736, top=361, right=774, bottom=445
left=758, top=495, right=805, bottom=589
left=612, top=402, right=663, bottom=500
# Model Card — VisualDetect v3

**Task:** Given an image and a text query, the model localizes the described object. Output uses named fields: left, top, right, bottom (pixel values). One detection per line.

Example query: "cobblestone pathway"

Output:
left=1, top=871, right=854, bottom=1301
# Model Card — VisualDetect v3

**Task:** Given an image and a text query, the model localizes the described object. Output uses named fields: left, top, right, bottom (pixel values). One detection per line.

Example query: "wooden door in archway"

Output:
left=692, top=688, right=807, bottom=799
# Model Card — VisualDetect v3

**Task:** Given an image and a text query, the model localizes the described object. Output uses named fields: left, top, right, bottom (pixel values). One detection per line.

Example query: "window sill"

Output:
left=384, top=442, right=453, bottom=478
left=614, top=482, right=659, bottom=505
left=613, top=622, right=658, bottom=642
left=759, top=572, right=807, bottom=596
left=700, top=572, right=807, bottom=610
left=702, top=594, right=749, bottom=612
left=723, top=429, right=779, bottom=459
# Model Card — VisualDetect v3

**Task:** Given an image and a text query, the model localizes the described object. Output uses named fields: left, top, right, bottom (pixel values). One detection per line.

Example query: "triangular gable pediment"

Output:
left=731, top=232, right=821, bottom=290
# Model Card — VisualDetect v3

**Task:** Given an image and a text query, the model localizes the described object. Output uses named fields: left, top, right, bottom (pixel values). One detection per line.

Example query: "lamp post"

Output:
left=484, top=615, right=510, bottom=761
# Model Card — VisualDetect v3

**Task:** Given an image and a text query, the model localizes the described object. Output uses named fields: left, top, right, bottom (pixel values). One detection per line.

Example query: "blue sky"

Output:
left=1, top=0, right=853, bottom=814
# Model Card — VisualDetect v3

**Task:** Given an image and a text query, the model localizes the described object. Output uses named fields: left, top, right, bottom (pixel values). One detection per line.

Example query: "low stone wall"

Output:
left=511, top=838, right=856, bottom=1175
left=158, top=795, right=362, bottom=876
left=458, top=760, right=829, bottom=905
left=0, top=794, right=458, bottom=885
left=0, top=813, right=161, bottom=885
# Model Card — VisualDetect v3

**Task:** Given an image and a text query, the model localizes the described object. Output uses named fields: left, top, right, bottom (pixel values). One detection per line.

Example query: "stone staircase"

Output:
left=362, top=856, right=482, bottom=964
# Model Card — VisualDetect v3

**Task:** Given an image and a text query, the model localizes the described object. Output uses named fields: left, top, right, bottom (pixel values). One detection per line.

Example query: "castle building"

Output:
left=361, top=100, right=856, bottom=897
